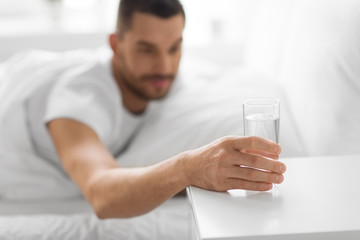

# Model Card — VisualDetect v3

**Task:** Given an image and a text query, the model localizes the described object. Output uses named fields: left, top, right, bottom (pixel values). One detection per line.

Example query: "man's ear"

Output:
left=109, top=33, right=121, bottom=56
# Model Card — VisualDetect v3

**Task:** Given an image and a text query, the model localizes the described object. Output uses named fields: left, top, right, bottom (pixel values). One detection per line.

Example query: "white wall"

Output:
left=0, top=0, right=260, bottom=64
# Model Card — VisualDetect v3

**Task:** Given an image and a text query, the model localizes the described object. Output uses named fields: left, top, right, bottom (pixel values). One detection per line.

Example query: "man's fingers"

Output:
left=223, top=178, right=273, bottom=191
left=227, top=151, right=286, bottom=174
left=242, top=149, right=279, bottom=160
left=231, top=136, right=281, bottom=155
left=228, top=165, right=284, bottom=184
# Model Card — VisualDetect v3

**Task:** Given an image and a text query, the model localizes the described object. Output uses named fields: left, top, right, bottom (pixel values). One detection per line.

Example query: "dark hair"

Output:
left=116, top=0, right=185, bottom=36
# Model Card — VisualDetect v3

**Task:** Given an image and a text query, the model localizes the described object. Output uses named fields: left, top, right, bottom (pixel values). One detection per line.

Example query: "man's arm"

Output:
left=48, top=119, right=285, bottom=219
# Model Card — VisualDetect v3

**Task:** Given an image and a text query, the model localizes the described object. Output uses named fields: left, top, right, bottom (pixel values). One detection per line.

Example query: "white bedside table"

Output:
left=187, top=155, right=360, bottom=240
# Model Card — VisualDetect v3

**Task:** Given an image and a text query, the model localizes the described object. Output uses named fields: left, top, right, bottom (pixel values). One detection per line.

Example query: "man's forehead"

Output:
left=126, top=12, right=184, bottom=42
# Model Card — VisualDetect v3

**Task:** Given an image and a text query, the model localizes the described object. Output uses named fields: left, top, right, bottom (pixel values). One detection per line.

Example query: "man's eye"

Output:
left=169, top=47, right=179, bottom=54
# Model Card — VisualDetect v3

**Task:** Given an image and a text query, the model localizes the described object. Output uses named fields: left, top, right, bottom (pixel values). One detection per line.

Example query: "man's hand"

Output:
left=181, top=136, right=286, bottom=192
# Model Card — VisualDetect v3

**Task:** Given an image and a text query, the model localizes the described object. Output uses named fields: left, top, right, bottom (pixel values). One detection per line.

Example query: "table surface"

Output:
left=187, top=155, right=360, bottom=240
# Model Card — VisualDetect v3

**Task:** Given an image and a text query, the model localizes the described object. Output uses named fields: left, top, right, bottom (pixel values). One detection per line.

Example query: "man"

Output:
left=26, top=0, right=286, bottom=218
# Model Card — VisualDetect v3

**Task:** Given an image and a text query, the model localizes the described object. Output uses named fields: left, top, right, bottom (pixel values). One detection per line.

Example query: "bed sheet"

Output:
left=0, top=196, right=190, bottom=240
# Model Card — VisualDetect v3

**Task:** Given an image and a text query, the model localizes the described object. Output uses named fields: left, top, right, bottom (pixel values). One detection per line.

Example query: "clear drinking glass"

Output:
left=243, top=98, right=280, bottom=189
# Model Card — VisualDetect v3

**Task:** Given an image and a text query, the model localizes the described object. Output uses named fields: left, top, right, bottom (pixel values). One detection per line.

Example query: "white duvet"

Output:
left=0, top=48, right=303, bottom=200
left=0, top=48, right=303, bottom=239
left=0, top=196, right=190, bottom=240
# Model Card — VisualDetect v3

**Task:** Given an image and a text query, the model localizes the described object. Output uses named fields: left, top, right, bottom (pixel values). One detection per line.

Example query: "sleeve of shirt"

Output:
left=44, top=77, right=114, bottom=144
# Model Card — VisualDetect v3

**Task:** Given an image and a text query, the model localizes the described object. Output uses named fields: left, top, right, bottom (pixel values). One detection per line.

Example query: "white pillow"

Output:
left=280, top=0, right=360, bottom=156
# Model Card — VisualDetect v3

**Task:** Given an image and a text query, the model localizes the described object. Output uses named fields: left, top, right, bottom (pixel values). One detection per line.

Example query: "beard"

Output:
left=116, top=54, right=176, bottom=101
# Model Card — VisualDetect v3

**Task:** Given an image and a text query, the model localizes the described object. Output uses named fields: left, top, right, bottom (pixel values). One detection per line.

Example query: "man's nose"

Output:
left=154, top=53, right=172, bottom=74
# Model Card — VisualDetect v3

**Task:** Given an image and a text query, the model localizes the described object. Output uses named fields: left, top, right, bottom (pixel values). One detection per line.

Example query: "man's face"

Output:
left=114, top=12, right=184, bottom=100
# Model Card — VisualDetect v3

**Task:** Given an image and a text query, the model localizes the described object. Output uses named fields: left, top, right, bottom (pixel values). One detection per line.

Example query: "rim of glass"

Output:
left=243, top=97, right=280, bottom=106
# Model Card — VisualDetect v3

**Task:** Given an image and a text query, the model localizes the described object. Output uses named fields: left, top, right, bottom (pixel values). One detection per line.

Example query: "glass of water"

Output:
left=243, top=97, right=280, bottom=189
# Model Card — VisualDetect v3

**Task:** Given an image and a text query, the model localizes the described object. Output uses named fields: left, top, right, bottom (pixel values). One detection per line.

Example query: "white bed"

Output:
left=0, top=196, right=190, bottom=240
left=0, top=48, right=302, bottom=240
left=0, top=57, right=191, bottom=238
